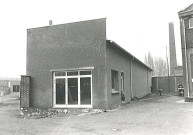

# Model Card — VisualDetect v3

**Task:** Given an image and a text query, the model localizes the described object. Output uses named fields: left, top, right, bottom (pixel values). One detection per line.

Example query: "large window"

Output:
left=53, top=70, right=92, bottom=108
left=189, top=18, right=193, bottom=28
left=111, top=70, right=119, bottom=92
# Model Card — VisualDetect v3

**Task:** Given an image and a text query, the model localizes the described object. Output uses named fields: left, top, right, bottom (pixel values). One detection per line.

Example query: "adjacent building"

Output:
left=21, top=18, right=152, bottom=109
left=0, top=78, right=20, bottom=96
left=179, top=3, right=193, bottom=101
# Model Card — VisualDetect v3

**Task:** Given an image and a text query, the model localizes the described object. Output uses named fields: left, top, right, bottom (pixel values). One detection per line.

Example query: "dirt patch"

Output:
left=20, top=108, right=103, bottom=119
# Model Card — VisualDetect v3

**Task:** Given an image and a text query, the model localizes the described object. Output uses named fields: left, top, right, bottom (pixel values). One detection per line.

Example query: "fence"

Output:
left=152, top=76, right=184, bottom=93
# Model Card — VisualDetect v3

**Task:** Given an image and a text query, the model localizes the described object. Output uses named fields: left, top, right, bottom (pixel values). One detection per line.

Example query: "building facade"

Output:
left=21, top=18, right=152, bottom=109
left=179, top=4, right=193, bottom=101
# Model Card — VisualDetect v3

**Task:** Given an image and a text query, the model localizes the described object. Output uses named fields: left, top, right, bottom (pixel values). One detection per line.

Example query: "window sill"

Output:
left=111, top=90, right=119, bottom=95
left=188, top=27, right=193, bottom=29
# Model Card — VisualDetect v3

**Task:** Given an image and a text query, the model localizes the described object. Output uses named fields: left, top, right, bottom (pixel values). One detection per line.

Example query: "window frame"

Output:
left=121, top=72, right=124, bottom=90
left=189, top=18, right=193, bottom=29
left=111, top=69, right=119, bottom=94
left=53, top=70, right=92, bottom=108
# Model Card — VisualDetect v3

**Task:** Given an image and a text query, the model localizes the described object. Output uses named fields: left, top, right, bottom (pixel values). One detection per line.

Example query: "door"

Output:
left=55, top=78, right=66, bottom=104
left=68, top=78, right=78, bottom=105
left=80, top=77, right=91, bottom=105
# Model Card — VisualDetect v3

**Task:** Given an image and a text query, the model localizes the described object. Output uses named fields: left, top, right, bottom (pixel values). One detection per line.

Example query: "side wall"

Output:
left=106, top=43, right=152, bottom=109
left=106, top=44, right=132, bottom=109
left=132, top=60, right=152, bottom=98
left=27, top=19, right=107, bottom=108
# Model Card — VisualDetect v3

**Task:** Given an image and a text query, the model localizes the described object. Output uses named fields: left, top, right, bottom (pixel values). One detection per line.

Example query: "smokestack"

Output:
left=49, top=20, right=52, bottom=26
left=169, top=22, right=177, bottom=76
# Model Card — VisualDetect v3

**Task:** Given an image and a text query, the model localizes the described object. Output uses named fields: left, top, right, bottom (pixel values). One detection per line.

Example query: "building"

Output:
left=179, top=3, right=193, bottom=101
left=0, top=78, right=20, bottom=96
left=20, top=18, right=152, bottom=109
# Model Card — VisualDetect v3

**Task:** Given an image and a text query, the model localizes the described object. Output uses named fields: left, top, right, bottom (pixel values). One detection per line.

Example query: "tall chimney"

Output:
left=49, top=20, right=52, bottom=26
left=169, top=22, right=177, bottom=76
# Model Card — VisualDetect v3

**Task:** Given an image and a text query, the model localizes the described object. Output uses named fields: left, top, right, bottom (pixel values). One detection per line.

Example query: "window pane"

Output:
left=111, top=70, right=119, bottom=91
left=80, top=71, right=91, bottom=75
left=56, top=79, right=66, bottom=104
left=189, top=18, right=193, bottom=28
left=67, top=71, right=78, bottom=76
left=112, top=71, right=115, bottom=89
left=68, top=78, right=78, bottom=105
left=80, top=77, right=91, bottom=105
left=55, top=71, right=66, bottom=76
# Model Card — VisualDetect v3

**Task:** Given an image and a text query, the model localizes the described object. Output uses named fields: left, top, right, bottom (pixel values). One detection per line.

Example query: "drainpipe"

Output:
left=130, top=57, right=134, bottom=99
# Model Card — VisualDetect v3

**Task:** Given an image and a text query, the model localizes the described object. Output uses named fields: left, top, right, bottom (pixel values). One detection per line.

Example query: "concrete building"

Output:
left=21, top=18, right=152, bottom=109
left=179, top=3, right=193, bottom=101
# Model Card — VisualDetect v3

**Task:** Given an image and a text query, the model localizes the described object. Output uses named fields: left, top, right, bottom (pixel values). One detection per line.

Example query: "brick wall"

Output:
left=184, top=18, right=193, bottom=48
left=20, top=76, right=31, bottom=108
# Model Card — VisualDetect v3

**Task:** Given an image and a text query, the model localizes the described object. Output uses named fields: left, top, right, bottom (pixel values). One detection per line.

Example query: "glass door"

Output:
left=56, top=78, right=66, bottom=104
left=80, top=77, right=91, bottom=105
left=68, top=78, right=78, bottom=105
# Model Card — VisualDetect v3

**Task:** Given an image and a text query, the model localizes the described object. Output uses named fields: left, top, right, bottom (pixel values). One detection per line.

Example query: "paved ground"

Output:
left=0, top=93, right=193, bottom=135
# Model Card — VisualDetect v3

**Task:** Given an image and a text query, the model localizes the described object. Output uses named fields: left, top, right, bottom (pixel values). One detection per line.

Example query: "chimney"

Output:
left=169, top=22, right=177, bottom=76
left=49, top=20, right=53, bottom=26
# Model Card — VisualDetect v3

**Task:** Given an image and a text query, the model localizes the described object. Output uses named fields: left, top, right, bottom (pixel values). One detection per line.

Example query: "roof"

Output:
left=106, top=40, right=153, bottom=71
left=178, top=3, right=193, bottom=17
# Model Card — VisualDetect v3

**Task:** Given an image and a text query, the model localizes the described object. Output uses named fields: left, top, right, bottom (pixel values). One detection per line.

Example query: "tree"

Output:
left=153, top=57, right=168, bottom=76
left=144, top=52, right=168, bottom=77
left=144, top=52, right=154, bottom=70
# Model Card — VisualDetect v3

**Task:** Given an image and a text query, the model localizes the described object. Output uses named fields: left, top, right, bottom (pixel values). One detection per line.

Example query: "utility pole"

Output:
left=166, top=46, right=170, bottom=92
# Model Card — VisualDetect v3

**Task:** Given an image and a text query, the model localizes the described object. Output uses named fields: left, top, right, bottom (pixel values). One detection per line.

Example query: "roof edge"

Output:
left=27, top=18, right=107, bottom=30
left=178, top=3, right=193, bottom=17
left=106, top=40, right=153, bottom=71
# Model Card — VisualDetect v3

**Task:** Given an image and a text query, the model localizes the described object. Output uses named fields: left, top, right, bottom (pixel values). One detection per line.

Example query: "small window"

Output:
left=121, top=72, right=124, bottom=90
left=67, top=71, right=78, bottom=76
left=55, top=71, right=66, bottom=76
left=111, top=70, right=119, bottom=92
left=189, top=18, right=193, bottom=28
left=80, top=71, right=91, bottom=75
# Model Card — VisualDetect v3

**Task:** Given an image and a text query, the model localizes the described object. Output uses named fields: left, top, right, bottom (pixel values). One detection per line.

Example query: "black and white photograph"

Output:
left=0, top=0, right=193, bottom=135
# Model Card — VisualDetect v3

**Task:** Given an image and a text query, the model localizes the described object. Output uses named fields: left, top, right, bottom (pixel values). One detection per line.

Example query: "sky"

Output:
left=0, top=0, right=192, bottom=78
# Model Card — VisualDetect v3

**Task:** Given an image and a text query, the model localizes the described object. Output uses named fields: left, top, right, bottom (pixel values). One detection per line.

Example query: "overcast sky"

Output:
left=0, top=0, right=192, bottom=78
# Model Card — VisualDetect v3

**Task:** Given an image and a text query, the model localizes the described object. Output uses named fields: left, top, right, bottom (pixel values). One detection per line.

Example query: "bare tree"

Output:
left=153, top=57, right=168, bottom=76
left=144, top=52, right=154, bottom=70
left=144, top=52, right=168, bottom=77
